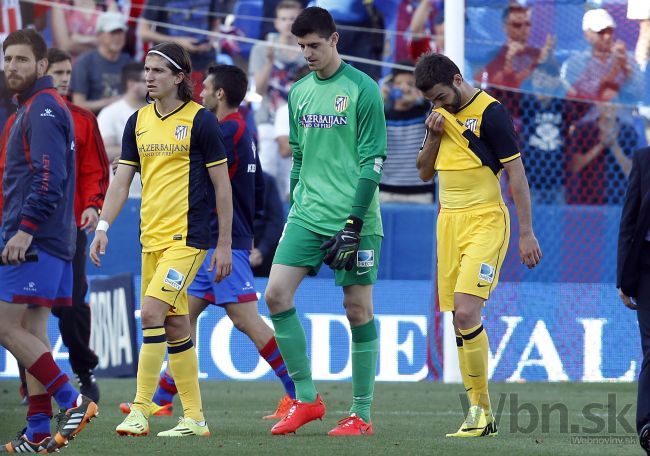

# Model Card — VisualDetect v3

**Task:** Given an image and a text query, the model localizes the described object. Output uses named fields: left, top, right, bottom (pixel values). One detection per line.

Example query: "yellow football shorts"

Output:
left=141, top=244, right=206, bottom=316
left=437, top=202, right=510, bottom=312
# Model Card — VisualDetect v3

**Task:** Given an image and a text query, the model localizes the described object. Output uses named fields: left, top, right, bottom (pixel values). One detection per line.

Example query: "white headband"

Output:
left=147, top=50, right=184, bottom=71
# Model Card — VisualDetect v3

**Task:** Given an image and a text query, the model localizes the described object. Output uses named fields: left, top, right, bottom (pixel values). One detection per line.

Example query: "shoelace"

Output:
left=339, top=418, right=354, bottom=427
left=281, top=401, right=300, bottom=421
left=53, top=409, right=67, bottom=432
left=464, top=407, right=481, bottom=427
left=336, top=416, right=361, bottom=428
left=125, top=410, right=145, bottom=424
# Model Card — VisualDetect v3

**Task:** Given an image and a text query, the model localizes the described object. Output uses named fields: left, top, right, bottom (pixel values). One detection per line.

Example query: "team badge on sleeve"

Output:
left=373, top=158, right=384, bottom=174
left=164, top=268, right=185, bottom=290
left=464, top=118, right=478, bottom=132
left=335, top=96, right=349, bottom=113
left=175, top=125, right=188, bottom=141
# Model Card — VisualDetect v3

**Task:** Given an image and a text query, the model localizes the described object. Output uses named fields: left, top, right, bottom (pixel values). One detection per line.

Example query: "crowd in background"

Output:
left=1, top=0, right=650, bottom=207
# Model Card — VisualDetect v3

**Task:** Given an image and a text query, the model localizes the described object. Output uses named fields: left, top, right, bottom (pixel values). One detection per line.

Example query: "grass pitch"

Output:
left=0, top=380, right=642, bottom=455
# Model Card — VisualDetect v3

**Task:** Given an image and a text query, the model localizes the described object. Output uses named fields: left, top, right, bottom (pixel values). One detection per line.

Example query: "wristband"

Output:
left=96, top=220, right=110, bottom=232
left=344, top=215, right=363, bottom=233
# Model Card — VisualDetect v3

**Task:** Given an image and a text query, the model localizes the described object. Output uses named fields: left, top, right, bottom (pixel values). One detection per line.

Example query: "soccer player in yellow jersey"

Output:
left=414, top=53, right=542, bottom=437
left=89, top=42, right=233, bottom=437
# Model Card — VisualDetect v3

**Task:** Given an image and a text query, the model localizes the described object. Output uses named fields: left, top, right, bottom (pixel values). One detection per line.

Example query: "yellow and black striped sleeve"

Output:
left=193, top=108, right=228, bottom=168
left=118, top=111, right=140, bottom=167
left=480, top=102, right=521, bottom=164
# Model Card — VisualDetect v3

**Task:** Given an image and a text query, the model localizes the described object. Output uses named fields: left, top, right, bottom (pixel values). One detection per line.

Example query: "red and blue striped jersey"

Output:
left=210, top=111, right=264, bottom=250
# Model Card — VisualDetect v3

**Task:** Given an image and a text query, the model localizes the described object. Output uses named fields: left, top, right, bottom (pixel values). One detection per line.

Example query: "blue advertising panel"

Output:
left=0, top=279, right=641, bottom=383
left=89, top=273, right=138, bottom=378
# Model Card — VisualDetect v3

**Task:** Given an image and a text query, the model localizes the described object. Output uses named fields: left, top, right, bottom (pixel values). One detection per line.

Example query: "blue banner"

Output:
left=89, top=273, right=138, bottom=378
left=0, top=279, right=641, bottom=383
left=483, top=282, right=641, bottom=382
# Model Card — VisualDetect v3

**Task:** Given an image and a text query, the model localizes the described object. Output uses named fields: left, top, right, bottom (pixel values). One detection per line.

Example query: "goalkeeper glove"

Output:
left=320, top=216, right=363, bottom=270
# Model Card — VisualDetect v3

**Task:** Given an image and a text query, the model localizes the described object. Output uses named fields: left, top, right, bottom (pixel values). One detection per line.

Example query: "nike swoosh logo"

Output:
left=477, top=283, right=489, bottom=288
left=468, top=374, right=480, bottom=378
left=136, top=130, right=148, bottom=137
left=341, top=235, right=355, bottom=242
left=356, top=269, right=371, bottom=276
left=298, top=102, right=307, bottom=110
left=161, top=287, right=176, bottom=292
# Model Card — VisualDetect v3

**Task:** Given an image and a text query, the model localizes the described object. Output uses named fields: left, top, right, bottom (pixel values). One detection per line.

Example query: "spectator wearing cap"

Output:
left=71, top=11, right=133, bottom=113
left=560, top=8, right=644, bottom=104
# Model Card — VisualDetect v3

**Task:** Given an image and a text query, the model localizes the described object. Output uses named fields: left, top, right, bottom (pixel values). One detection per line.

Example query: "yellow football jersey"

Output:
left=432, top=90, right=520, bottom=209
left=119, top=101, right=227, bottom=252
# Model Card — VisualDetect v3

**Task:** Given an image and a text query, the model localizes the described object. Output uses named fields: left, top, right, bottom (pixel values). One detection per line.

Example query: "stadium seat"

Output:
left=233, top=0, right=263, bottom=59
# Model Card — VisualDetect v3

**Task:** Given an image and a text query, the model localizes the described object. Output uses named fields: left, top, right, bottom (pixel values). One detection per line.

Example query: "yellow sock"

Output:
left=456, top=336, right=473, bottom=399
left=459, top=323, right=491, bottom=413
left=133, top=326, right=167, bottom=415
left=168, top=335, right=204, bottom=422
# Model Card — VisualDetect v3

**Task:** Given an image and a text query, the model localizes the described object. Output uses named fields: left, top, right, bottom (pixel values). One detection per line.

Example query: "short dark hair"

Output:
left=46, top=48, right=71, bottom=69
left=391, top=60, right=415, bottom=79
left=121, top=61, right=144, bottom=91
left=147, top=42, right=193, bottom=102
left=414, top=53, right=460, bottom=92
left=206, top=64, right=248, bottom=108
left=3, top=29, right=47, bottom=61
left=291, top=7, right=336, bottom=39
left=502, top=4, right=529, bottom=21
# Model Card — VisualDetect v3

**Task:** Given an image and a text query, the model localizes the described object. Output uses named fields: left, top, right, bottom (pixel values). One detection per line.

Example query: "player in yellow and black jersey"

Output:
left=415, top=53, right=542, bottom=438
left=89, top=43, right=233, bottom=438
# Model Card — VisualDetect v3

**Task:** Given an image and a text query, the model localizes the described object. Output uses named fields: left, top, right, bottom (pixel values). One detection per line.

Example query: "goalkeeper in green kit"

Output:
left=264, top=6, right=387, bottom=437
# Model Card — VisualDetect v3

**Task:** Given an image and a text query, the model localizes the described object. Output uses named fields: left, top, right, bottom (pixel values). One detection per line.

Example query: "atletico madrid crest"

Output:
left=175, top=125, right=188, bottom=141
left=335, top=96, right=349, bottom=113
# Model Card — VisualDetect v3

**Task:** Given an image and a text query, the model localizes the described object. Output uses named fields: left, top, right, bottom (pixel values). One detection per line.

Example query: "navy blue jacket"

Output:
left=1, top=76, right=76, bottom=260
left=209, top=111, right=264, bottom=250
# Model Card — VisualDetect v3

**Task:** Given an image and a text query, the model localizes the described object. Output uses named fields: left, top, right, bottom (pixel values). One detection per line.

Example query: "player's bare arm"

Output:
left=89, top=164, right=136, bottom=266
left=503, top=157, right=542, bottom=269
left=208, top=163, right=233, bottom=282
left=416, top=110, right=444, bottom=181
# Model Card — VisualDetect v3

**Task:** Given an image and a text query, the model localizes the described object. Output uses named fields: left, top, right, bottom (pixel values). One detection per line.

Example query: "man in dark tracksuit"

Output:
left=0, top=28, right=98, bottom=453
left=617, top=146, right=650, bottom=455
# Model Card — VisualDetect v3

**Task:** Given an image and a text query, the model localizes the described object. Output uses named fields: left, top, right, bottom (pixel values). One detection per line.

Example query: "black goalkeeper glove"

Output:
left=320, top=216, right=363, bottom=271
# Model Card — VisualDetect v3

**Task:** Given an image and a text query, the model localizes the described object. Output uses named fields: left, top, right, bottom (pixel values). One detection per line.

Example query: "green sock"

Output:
left=349, top=318, right=378, bottom=423
left=270, top=308, right=317, bottom=402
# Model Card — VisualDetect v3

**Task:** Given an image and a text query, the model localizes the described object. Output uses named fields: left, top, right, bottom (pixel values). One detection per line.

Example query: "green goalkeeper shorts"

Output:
left=272, top=222, right=382, bottom=287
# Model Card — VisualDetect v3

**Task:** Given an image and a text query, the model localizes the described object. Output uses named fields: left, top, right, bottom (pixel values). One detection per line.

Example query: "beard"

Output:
left=5, top=69, right=38, bottom=95
left=446, top=86, right=462, bottom=114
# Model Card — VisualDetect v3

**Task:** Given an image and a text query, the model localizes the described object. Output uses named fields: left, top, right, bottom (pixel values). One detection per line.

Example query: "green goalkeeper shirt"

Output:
left=287, top=62, right=387, bottom=237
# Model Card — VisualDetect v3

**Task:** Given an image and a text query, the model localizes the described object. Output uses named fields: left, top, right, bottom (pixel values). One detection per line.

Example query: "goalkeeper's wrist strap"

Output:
left=345, top=215, right=363, bottom=233
left=96, top=220, right=110, bottom=232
